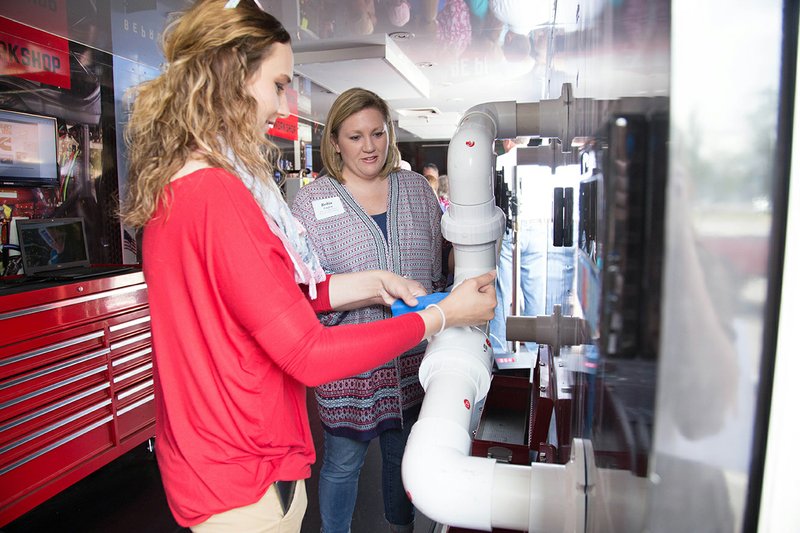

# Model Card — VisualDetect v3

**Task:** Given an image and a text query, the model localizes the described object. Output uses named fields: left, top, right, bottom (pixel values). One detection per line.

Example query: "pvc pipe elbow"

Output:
left=402, top=417, right=497, bottom=530
left=403, top=327, right=496, bottom=529
left=447, top=116, right=498, bottom=207
left=460, top=101, right=518, bottom=140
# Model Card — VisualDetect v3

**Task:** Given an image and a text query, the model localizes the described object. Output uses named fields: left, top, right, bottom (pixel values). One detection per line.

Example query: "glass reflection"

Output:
left=0, top=1, right=788, bottom=531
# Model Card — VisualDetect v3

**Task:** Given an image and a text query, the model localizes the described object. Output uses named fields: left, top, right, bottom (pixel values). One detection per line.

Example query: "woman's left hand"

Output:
left=328, top=270, right=426, bottom=311
left=375, top=272, right=426, bottom=307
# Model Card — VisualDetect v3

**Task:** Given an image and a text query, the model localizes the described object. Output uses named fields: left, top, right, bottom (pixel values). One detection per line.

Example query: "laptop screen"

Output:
left=16, top=217, right=91, bottom=275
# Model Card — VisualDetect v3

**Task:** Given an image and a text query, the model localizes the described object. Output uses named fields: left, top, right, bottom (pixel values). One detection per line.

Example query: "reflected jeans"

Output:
left=489, top=223, right=575, bottom=354
left=318, top=410, right=418, bottom=533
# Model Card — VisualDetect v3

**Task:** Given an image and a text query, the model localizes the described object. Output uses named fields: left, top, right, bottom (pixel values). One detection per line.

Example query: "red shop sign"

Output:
left=267, top=86, right=298, bottom=141
left=0, top=16, right=71, bottom=89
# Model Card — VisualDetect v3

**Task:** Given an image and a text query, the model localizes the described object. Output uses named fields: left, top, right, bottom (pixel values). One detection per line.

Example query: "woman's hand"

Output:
left=374, top=272, right=426, bottom=307
left=327, top=270, right=426, bottom=311
left=418, top=271, right=497, bottom=337
left=329, top=269, right=497, bottom=339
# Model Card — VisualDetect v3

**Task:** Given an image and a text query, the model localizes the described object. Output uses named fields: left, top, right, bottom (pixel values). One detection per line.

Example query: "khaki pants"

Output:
left=191, top=479, right=307, bottom=533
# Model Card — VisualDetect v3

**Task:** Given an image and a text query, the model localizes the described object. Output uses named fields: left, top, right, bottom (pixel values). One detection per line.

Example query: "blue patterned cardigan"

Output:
left=290, top=170, right=444, bottom=440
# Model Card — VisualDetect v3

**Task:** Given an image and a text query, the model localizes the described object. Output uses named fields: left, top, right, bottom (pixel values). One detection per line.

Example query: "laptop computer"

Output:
left=16, top=217, right=134, bottom=280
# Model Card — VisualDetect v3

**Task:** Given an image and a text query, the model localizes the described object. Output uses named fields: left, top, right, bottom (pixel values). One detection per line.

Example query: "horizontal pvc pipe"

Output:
left=506, top=315, right=590, bottom=346
left=491, top=462, right=536, bottom=530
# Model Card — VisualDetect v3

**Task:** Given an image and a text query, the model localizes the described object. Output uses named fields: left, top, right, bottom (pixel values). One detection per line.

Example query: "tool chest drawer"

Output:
left=0, top=271, right=155, bottom=526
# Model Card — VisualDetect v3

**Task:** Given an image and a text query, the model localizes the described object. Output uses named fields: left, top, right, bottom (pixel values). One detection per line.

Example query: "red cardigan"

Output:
left=143, top=168, right=424, bottom=526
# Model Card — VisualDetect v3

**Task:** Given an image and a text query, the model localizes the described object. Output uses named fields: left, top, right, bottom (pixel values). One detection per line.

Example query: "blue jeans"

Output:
left=489, top=224, right=575, bottom=353
left=318, top=411, right=418, bottom=533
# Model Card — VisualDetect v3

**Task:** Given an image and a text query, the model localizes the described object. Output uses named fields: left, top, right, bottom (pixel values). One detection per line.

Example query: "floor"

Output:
left=2, top=389, right=438, bottom=533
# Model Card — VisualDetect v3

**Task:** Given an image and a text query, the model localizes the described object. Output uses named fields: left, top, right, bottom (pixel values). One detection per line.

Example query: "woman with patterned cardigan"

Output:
left=291, top=87, right=443, bottom=533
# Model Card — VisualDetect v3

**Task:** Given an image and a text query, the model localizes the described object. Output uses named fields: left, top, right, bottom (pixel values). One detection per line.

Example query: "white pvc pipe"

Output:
left=402, top=399, right=496, bottom=529
left=491, top=462, right=537, bottom=530
left=446, top=111, right=496, bottom=207
left=402, top=327, right=496, bottom=529
left=403, top=102, right=517, bottom=530
left=441, top=105, right=508, bottom=284
left=402, top=97, right=585, bottom=531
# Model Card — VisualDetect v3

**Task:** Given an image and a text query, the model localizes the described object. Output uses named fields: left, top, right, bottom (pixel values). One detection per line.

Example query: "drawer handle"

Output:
left=112, top=347, right=152, bottom=368
left=0, top=415, right=114, bottom=476
left=0, top=331, right=105, bottom=368
left=117, top=393, right=154, bottom=415
left=0, top=284, right=146, bottom=321
left=117, top=379, right=154, bottom=401
left=109, top=332, right=151, bottom=351
left=0, top=399, right=112, bottom=455
left=113, top=363, right=152, bottom=384
left=0, top=348, right=110, bottom=391
left=0, top=362, right=109, bottom=410
left=109, top=315, right=151, bottom=333
left=0, top=382, right=110, bottom=433
left=487, top=446, right=514, bottom=463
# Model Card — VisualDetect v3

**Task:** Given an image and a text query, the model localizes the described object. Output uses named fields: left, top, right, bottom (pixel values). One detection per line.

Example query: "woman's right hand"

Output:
left=419, top=271, right=497, bottom=337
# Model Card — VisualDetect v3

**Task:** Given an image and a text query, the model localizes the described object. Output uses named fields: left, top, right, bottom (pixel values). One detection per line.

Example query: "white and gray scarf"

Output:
left=229, top=151, right=326, bottom=298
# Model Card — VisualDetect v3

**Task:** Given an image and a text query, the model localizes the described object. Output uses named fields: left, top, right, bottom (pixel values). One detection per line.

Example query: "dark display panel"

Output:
left=573, top=111, right=668, bottom=476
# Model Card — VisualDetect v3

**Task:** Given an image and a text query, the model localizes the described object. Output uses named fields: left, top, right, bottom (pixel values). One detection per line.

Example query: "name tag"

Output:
left=312, top=197, right=345, bottom=220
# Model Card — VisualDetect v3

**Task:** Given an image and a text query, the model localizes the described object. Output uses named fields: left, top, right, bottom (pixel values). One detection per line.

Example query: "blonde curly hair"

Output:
left=121, top=0, right=290, bottom=228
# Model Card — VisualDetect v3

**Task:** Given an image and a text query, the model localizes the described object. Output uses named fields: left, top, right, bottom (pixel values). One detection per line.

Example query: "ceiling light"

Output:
left=389, top=31, right=414, bottom=41
left=397, top=111, right=461, bottom=140
left=396, top=107, right=441, bottom=117
left=294, top=35, right=430, bottom=100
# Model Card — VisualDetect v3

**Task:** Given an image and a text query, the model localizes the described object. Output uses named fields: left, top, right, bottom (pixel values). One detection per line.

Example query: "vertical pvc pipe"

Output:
left=403, top=95, right=592, bottom=531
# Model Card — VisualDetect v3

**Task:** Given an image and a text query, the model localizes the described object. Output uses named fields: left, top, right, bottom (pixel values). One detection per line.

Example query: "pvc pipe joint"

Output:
left=419, top=326, right=494, bottom=403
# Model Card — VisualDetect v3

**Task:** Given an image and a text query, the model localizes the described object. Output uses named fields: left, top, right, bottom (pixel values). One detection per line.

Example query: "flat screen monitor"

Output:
left=0, top=108, right=59, bottom=188
left=16, top=217, right=90, bottom=275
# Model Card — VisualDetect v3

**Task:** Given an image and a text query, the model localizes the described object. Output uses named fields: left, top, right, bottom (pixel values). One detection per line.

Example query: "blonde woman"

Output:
left=291, top=88, right=443, bottom=533
left=122, top=2, right=496, bottom=532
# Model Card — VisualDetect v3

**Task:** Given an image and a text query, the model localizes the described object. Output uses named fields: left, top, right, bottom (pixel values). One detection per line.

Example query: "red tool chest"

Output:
left=0, top=271, right=155, bottom=525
